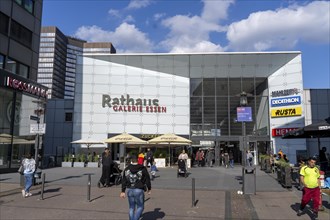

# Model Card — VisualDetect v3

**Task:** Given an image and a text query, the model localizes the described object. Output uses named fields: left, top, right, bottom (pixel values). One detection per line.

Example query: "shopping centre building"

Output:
left=70, top=52, right=307, bottom=164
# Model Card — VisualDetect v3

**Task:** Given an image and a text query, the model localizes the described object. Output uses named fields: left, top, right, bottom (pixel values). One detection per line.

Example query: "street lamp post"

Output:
left=240, top=92, right=248, bottom=166
left=32, top=99, right=45, bottom=168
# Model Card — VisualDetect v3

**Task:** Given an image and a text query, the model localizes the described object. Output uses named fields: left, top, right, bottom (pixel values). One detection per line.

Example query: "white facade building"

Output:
left=73, top=52, right=306, bottom=164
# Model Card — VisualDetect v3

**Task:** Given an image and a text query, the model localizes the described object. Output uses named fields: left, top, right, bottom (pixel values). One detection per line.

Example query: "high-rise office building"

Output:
left=37, top=27, right=116, bottom=99
left=0, top=0, right=47, bottom=172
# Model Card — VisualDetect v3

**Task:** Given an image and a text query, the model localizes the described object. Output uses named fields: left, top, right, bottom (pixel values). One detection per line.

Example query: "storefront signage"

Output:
left=272, top=128, right=299, bottom=137
left=6, top=76, right=47, bottom=98
left=271, top=88, right=300, bottom=98
left=271, top=106, right=302, bottom=118
left=102, top=94, right=166, bottom=113
left=237, top=107, right=252, bottom=122
left=271, top=96, right=301, bottom=107
left=140, top=134, right=161, bottom=139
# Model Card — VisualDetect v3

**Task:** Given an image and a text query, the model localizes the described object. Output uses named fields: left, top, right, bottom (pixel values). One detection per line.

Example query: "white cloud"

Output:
left=74, top=23, right=153, bottom=53
left=108, top=9, right=120, bottom=18
left=227, top=1, right=330, bottom=51
left=127, top=0, right=152, bottom=10
left=171, top=41, right=224, bottom=53
left=123, top=15, right=135, bottom=23
left=201, top=0, right=234, bottom=22
left=160, top=1, right=234, bottom=53
left=154, top=13, right=166, bottom=21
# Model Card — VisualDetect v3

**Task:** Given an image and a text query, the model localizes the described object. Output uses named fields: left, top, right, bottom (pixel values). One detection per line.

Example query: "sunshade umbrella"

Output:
left=282, top=117, right=330, bottom=152
left=148, top=133, right=192, bottom=166
left=104, top=132, right=147, bottom=144
left=71, top=138, right=105, bottom=151
left=0, top=133, right=12, bottom=144
left=104, top=133, right=147, bottom=167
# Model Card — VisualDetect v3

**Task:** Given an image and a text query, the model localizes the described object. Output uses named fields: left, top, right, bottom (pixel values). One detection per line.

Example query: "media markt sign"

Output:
left=271, top=107, right=302, bottom=118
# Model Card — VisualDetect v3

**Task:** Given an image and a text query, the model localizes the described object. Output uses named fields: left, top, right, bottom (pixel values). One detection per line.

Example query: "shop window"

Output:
left=65, top=112, right=72, bottom=122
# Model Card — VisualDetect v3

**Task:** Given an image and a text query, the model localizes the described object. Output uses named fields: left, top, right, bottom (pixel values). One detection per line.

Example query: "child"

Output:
left=150, top=162, right=158, bottom=181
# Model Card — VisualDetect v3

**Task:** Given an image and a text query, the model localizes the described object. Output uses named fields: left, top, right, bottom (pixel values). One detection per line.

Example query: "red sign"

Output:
left=6, top=76, right=47, bottom=98
left=272, top=128, right=299, bottom=137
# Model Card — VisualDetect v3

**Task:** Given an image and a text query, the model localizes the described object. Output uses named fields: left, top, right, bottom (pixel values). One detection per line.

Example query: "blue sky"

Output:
left=42, top=0, right=329, bottom=89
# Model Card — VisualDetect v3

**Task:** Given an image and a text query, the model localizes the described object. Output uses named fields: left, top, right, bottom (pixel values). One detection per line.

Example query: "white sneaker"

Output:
left=22, top=190, right=26, bottom=198
left=27, top=192, right=32, bottom=197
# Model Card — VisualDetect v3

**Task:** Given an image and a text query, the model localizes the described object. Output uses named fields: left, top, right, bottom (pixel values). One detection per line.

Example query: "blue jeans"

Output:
left=24, top=173, right=33, bottom=193
left=127, top=188, right=144, bottom=220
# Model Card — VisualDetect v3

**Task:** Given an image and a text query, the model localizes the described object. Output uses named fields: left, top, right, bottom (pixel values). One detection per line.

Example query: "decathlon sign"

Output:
left=271, top=96, right=301, bottom=107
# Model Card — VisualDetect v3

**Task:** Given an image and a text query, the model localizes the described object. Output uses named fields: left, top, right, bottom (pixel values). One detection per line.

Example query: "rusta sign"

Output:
left=6, top=76, right=47, bottom=98
left=271, top=106, right=302, bottom=118
left=272, top=128, right=299, bottom=137
left=102, top=94, right=167, bottom=113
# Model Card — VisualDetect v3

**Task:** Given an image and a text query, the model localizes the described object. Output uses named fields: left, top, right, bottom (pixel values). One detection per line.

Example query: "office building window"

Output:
left=15, top=0, right=34, bottom=14
left=0, top=12, right=9, bottom=35
left=6, top=57, right=29, bottom=78
left=0, top=54, right=4, bottom=69
left=10, top=20, right=32, bottom=48
left=65, top=112, right=73, bottom=122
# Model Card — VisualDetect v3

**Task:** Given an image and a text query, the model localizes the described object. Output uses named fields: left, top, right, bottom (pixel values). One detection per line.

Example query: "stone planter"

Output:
left=280, top=166, right=292, bottom=188
left=264, top=160, right=272, bottom=173
left=73, top=162, right=85, bottom=167
left=87, top=162, right=99, bottom=168
left=61, top=162, right=72, bottom=167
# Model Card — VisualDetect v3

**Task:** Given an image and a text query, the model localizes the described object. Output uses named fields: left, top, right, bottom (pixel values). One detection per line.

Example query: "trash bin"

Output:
left=242, top=166, right=256, bottom=195
left=33, top=169, right=42, bottom=185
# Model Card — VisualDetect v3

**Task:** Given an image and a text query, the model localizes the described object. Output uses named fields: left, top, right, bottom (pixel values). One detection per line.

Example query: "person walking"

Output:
left=21, top=154, right=36, bottom=198
left=146, top=148, right=154, bottom=167
left=120, top=155, right=151, bottom=220
left=319, top=147, right=329, bottom=172
left=297, top=157, right=321, bottom=219
left=98, top=148, right=114, bottom=188
left=246, top=150, right=253, bottom=166
left=229, top=150, right=234, bottom=168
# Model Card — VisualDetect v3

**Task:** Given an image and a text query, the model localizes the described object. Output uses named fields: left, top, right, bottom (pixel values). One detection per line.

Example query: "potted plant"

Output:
left=61, top=154, right=72, bottom=167
left=73, top=153, right=85, bottom=167
left=87, top=154, right=99, bottom=168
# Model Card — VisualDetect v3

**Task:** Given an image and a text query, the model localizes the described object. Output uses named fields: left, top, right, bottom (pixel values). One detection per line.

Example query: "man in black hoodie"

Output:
left=120, top=155, right=151, bottom=220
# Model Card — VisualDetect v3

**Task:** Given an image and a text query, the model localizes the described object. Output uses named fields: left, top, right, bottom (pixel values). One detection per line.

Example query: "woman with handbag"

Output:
left=21, top=154, right=36, bottom=198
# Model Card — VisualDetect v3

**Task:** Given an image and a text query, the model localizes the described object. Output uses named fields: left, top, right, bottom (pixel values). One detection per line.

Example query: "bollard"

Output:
left=192, top=178, right=195, bottom=207
left=87, top=174, right=91, bottom=202
left=39, top=173, right=46, bottom=200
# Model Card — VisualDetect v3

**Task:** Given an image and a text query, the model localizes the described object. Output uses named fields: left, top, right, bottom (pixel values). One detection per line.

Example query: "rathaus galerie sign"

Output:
left=102, top=94, right=167, bottom=113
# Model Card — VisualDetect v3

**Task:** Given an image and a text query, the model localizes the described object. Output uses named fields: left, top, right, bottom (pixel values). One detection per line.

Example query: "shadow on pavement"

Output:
left=140, top=208, right=165, bottom=220
left=290, top=202, right=316, bottom=220
left=235, top=176, right=243, bottom=185
left=90, top=195, right=104, bottom=202
left=0, top=178, right=11, bottom=182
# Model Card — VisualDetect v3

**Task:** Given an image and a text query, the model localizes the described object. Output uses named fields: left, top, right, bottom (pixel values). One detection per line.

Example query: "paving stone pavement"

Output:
left=0, top=166, right=329, bottom=219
